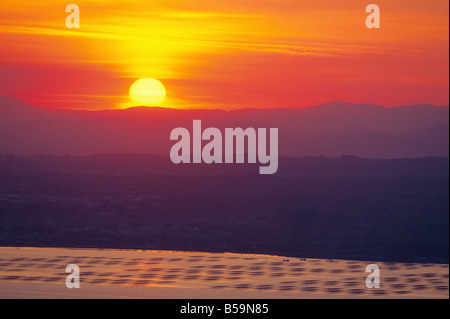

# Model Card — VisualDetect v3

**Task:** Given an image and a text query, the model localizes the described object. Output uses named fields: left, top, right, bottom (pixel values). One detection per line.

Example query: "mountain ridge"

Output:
left=0, top=96, right=448, bottom=158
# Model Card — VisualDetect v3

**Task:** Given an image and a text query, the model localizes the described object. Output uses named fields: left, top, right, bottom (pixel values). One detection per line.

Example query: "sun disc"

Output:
left=129, top=78, right=166, bottom=106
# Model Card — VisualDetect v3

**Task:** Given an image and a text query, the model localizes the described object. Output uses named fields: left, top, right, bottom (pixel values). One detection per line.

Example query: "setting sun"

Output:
left=129, top=78, right=166, bottom=106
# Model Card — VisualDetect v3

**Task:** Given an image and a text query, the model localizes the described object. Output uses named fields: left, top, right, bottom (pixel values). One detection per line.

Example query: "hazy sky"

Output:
left=0, top=0, right=448, bottom=110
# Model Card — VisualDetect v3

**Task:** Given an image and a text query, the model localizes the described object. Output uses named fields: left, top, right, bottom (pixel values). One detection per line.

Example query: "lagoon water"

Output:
left=0, top=247, right=448, bottom=299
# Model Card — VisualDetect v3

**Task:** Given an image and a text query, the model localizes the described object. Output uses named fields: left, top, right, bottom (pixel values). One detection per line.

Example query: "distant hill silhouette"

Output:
left=0, top=96, right=448, bottom=158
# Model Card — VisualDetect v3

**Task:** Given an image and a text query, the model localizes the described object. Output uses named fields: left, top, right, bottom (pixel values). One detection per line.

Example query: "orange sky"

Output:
left=0, top=0, right=448, bottom=110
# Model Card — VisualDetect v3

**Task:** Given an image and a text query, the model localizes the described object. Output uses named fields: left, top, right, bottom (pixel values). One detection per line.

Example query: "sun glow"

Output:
left=0, top=1, right=448, bottom=109
left=129, top=78, right=166, bottom=106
